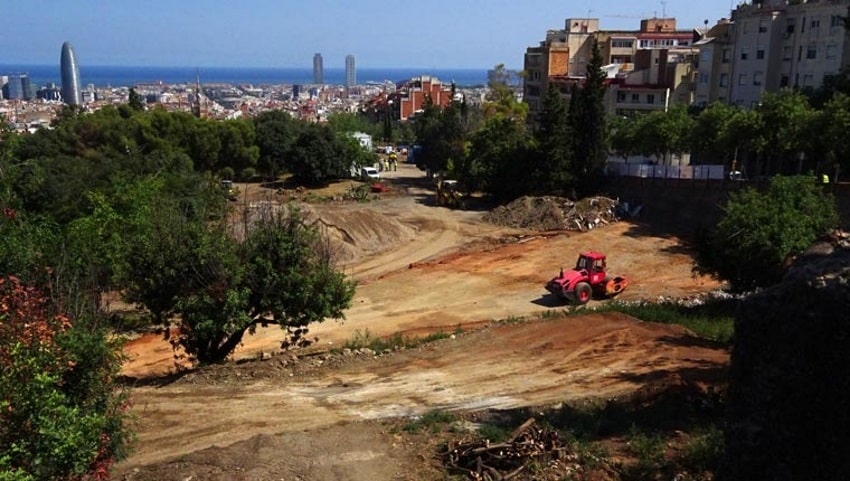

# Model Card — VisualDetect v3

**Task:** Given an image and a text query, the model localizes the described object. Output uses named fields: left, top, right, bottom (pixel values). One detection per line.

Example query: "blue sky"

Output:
left=1, top=0, right=732, bottom=69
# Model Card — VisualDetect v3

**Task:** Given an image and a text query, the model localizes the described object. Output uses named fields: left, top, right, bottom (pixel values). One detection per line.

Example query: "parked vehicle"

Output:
left=361, top=167, right=381, bottom=180
left=545, top=251, right=628, bottom=304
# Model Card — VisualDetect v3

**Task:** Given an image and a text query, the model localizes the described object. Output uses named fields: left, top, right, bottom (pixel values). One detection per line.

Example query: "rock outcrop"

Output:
left=720, top=231, right=850, bottom=480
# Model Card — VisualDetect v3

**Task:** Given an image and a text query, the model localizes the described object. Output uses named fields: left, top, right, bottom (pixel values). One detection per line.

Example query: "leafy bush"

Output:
left=240, top=167, right=257, bottom=181
left=0, top=276, right=131, bottom=480
left=695, top=175, right=838, bottom=291
left=218, top=166, right=236, bottom=180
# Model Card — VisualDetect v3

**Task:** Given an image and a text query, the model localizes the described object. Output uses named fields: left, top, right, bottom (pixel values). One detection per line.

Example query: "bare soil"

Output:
left=114, top=163, right=727, bottom=480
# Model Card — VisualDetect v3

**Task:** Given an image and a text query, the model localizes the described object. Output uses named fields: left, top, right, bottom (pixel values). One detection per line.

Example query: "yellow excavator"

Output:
left=435, top=179, right=465, bottom=208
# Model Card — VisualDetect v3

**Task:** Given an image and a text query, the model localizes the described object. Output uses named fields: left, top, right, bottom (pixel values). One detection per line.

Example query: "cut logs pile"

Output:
left=484, top=196, right=623, bottom=232
left=442, top=418, right=578, bottom=481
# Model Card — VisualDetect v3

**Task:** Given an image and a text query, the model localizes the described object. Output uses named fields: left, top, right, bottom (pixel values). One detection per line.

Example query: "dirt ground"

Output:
left=114, top=163, right=727, bottom=480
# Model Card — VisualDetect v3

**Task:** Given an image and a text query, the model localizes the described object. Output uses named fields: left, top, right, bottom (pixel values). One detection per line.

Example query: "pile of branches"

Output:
left=484, top=196, right=623, bottom=232
left=442, top=418, right=577, bottom=481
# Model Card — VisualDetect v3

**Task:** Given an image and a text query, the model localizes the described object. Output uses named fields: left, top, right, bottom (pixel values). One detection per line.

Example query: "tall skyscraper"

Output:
left=345, top=54, right=356, bottom=88
left=313, top=53, right=323, bottom=84
left=60, top=41, right=82, bottom=105
left=3, top=74, right=31, bottom=100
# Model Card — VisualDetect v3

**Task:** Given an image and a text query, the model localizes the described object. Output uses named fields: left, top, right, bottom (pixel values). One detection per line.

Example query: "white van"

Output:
left=361, top=167, right=381, bottom=180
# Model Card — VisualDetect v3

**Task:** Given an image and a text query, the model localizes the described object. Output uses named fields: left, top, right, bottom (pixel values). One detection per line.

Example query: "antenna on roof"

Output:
left=661, top=0, right=667, bottom=17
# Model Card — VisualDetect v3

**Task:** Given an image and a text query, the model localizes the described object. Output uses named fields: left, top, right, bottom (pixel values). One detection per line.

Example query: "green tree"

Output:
left=631, top=105, right=695, bottom=163
left=608, top=114, right=638, bottom=161
left=570, top=39, right=607, bottom=190
left=465, top=116, right=534, bottom=200
left=254, top=110, right=300, bottom=181
left=811, top=92, right=850, bottom=177
left=690, top=102, right=740, bottom=164
left=534, top=85, right=573, bottom=194
left=695, top=175, right=838, bottom=291
left=128, top=87, right=145, bottom=111
left=756, top=90, right=815, bottom=175
left=287, top=123, right=349, bottom=185
left=483, top=64, right=528, bottom=121
left=124, top=199, right=355, bottom=364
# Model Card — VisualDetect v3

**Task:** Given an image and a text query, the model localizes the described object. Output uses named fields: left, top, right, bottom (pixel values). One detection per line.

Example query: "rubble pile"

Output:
left=442, top=418, right=582, bottom=481
left=484, top=196, right=622, bottom=231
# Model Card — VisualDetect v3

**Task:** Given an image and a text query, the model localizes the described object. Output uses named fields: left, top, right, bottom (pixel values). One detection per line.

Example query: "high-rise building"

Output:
left=313, top=53, right=324, bottom=84
left=3, top=74, right=31, bottom=100
left=345, top=54, right=356, bottom=88
left=60, top=41, right=82, bottom=105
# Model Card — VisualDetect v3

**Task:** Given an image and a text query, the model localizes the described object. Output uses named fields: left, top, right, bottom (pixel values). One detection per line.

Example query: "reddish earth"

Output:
left=114, top=163, right=727, bottom=481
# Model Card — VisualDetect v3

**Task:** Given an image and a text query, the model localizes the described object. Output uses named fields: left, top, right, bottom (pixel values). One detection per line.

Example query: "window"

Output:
left=757, top=49, right=765, bottom=60
left=720, top=73, right=729, bottom=87
left=647, top=93, right=655, bottom=104
left=781, top=75, right=789, bottom=87
left=783, top=46, right=793, bottom=60
left=611, top=39, right=634, bottom=48
left=738, top=73, right=748, bottom=86
left=722, top=48, right=731, bottom=63
left=787, top=19, right=795, bottom=34
left=617, top=91, right=626, bottom=102
left=759, top=20, right=767, bottom=33
left=827, top=44, right=837, bottom=59
left=741, top=47, right=749, bottom=60
left=811, top=19, right=820, bottom=28
left=832, top=15, right=844, bottom=27
left=754, top=71, right=764, bottom=86
left=700, top=73, right=709, bottom=85
left=807, top=45, right=817, bottom=59
left=631, top=93, right=640, bottom=102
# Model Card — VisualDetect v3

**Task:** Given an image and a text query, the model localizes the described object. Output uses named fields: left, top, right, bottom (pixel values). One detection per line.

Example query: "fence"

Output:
left=607, top=163, right=726, bottom=180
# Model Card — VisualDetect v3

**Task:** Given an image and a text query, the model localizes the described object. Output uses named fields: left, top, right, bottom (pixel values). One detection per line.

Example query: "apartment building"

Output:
left=693, top=20, right=735, bottom=106
left=388, top=76, right=455, bottom=121
left=523, top=17, right=697, bottom=117
left=699, top=0, right=850, bottom=107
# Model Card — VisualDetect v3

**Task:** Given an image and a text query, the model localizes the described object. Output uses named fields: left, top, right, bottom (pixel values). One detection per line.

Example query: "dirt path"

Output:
left=115, top=164, right=727, bottom=479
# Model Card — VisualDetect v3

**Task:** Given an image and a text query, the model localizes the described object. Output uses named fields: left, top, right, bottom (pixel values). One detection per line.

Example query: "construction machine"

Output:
left=545, top=251, right=628, bottom=305
left=435, top=179, right=465, bottom=208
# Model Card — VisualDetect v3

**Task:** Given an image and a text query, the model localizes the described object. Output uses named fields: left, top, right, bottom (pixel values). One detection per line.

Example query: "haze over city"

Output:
left=2, top=0, right=731, bottom=69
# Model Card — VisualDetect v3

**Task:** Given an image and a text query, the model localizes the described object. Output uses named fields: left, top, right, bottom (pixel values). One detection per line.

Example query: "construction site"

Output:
left=114, top=161, right=729, bottom=481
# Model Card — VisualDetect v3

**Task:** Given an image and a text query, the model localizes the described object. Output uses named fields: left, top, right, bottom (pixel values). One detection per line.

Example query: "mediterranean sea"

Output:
left=0, top=65, right=490, bottom=88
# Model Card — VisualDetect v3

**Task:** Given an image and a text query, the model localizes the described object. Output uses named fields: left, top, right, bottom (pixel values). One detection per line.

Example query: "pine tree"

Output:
left=535, top=85, right=573, bottom=194
left=570, top=40, right=607, bottom=190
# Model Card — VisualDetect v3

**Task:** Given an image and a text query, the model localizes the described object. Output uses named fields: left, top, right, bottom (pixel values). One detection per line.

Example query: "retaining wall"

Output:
left=602, top=177, right=850, bottom=237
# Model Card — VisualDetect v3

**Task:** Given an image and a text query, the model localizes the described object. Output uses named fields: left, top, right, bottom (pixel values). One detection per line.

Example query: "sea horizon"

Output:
left=0, top=64, right=499, bottom=89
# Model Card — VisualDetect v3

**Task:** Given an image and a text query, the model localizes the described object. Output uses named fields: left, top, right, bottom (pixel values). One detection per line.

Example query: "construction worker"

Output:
left=822, top=173, right=830, bottom=184
left=389, top=151, right=398, bottom=171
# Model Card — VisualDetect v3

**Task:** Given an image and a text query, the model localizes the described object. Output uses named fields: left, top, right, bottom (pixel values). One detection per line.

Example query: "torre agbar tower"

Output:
left=60, top=41, right=82, bottom=105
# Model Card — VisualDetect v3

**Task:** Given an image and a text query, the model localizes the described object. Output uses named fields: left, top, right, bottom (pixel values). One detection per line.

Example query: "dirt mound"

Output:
left=484, top=196, right=621, bottom=231
left=302, top=203, right=418, bottom=264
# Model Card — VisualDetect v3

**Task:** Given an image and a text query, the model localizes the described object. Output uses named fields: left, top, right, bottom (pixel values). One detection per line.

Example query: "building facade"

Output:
left=345, top=54, right=356, bottom=88
left=60, top=41, right=82, bottom=105
left=313, top=53, right=324, bottom=84
left=692, top=0, right=850, bottom=107
left=524, top=17, right=697, bottom=117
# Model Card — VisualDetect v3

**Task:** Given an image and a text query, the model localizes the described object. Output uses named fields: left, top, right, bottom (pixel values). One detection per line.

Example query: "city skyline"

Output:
left=0, top=0, right=731, bottom=69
